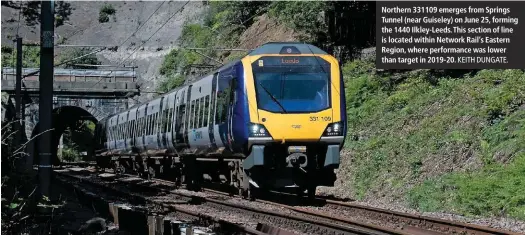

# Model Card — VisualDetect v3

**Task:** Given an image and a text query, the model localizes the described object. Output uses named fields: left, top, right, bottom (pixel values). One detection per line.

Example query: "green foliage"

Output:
left=99, top=3, right=116, bottom=23
left=341, top=58, right=525, bottom=219
left=157, top=1, right=264, bottom=87
left=58, top=48, right=101, bottom=69
left=60, top=147, right=79, bottom=162
left=159, top=49, right=180, bottom=77
left=157, top=74, right=185, bottom=93
left=1, top=45, right=40, bottom=68
left=409, top=152, right=525, bottom=220
left=268, top=1, right=327, bottom=42
left=1, top=1, right=72, bottom=27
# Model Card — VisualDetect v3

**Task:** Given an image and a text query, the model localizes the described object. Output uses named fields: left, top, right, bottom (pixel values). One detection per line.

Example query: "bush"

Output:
left=157, top=75, right=185, bottom=93
left=1, top=45, right=40, bottom=68
left=58, top=48, right=101, bottom=69
left=99, top=3, right=116, bottom=23
left=60, top=147, right=79, bottom=162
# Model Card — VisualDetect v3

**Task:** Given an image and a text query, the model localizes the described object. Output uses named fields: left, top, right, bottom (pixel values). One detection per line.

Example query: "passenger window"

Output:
left=204, top=95, right=210, bottom=126
left=196, top=99, right=201, bottom=128
left=191, top=100, right=196, bottom=129
left=163, top=109, right=169, bottom=132
left=170, top=108, right=174, bottom=132
left=200, top=97, right=205, bottom=128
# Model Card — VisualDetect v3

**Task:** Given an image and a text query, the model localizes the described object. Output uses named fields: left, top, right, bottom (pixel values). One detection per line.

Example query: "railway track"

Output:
left=55, top=167, right=408, bottom=234
left=142, top=175, right=521, bottom=235
left=57, top=164, right=522, bottom=235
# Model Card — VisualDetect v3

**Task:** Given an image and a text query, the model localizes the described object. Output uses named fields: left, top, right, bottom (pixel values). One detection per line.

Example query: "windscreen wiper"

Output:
left=258, top=82, right=287, bottom=113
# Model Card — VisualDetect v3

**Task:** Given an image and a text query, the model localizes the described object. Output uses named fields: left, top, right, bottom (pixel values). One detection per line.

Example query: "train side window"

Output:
left=149, top=114, right=153, bottom=135
left=166, top=108, right=171, bottom=133
left=200, top=97, right=204, bottom=128
left=132, top=119, right=137, bottom=138
left=140, top=117, right=144, bottom=136
left=170, top=108, right=174, bottom=132
left=149, top=114, right=152, bottom=135
left=153, top=113, right=156, bottom=134
left=200, top=97, right=205, bottom=128
left=139, top=118, right=142, bottom=136
left=142, top=117, right=146, bottom=136
left=194, top=100, right=198, bottom=129
left=190, top=100, right=195, bottom=129
left=162, top=109, right=167, bottom=132
left=155, top=113, right=158, bottom=133
left=142, top=117, right=145, bottom=135
left=144, top=116, right=147, bottom=135
left=204, top=95, right=210, bottom=126
left=156, top=112, right=159, bottom=133
left=130, top=120, right=133, bottom=138
left=136, top=119, right=139, bottom=136
left=195, top=99, right=200, bottom=128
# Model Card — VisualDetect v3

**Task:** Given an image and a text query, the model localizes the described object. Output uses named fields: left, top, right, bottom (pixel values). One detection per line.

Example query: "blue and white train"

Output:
left=93, top=42, right=347, bottom=198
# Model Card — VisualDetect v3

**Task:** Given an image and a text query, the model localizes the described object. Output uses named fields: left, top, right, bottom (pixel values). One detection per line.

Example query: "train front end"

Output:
left=241, top=43, right=346, bottom=195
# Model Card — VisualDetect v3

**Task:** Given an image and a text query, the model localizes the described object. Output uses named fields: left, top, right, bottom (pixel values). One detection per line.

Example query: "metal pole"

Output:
left=38, top=0, right=55, bottom=199
left=15, top=37, right=23, bottom=149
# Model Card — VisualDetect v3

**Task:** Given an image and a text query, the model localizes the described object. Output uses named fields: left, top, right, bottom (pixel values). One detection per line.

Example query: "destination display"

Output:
left=376, top=1, right=525, bottom=69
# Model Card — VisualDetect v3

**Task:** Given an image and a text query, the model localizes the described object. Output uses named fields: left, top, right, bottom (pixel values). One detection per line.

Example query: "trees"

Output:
left=1, top=1, right=73, bottom=27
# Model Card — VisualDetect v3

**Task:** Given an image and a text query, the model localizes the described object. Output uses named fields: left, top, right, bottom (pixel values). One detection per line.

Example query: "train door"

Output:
left=158, top=96, right=165, bottom=149
left=182, top=85, right=193, bottom=146
left=173, top=88, right=186, bottom=147
left=215, top=71, right=235, bottom=150
left=208, top=72, right=219, bottom=149
left=164, top=92, right=176, bottom=150
left=227, top=78, right=237, bottom=149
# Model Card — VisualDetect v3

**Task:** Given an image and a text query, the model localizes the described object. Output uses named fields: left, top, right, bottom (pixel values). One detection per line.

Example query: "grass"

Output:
left=340, top=59, right=525, bottom=220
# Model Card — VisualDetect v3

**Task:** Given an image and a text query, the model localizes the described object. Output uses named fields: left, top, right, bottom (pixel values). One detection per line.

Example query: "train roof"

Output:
left=98, top=42, right=328, bottom=122
left=247, top=42, right=328, bottom=56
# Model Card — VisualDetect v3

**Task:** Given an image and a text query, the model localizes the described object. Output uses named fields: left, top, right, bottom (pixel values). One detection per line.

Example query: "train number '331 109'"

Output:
left=309, top=116, right=332, bottom=122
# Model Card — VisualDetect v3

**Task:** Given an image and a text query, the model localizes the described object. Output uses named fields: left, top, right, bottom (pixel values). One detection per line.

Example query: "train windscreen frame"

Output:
left=251, top=56, right=332, bottom=113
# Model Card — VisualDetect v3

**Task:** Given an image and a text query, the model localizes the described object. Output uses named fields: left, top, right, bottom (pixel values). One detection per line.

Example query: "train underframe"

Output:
left=95, top=143, right=340, bottom=200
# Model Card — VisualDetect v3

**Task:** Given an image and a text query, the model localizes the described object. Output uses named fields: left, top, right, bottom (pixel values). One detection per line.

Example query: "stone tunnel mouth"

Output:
left=30, top=106, right=98, bottom=165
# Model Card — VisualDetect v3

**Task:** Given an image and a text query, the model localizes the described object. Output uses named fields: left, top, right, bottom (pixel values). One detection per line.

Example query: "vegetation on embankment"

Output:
left=156, top=1, right=355, bottom=92
left=337, top=58, right=525, bottom=220
left=156, top=1, right=525, bottom=221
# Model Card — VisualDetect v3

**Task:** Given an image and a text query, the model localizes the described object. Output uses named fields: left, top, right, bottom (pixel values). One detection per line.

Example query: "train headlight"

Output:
left=249, top=123, right=270, bottom=137
left=323, top=122, right=344, bottom=136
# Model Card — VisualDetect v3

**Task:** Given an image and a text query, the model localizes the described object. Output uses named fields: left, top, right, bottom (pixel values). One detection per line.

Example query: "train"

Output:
left=93, top=42, right=347, bottom=199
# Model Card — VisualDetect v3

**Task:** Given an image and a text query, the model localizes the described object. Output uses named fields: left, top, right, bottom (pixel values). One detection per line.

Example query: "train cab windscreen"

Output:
left=252, top=56, right=331, bottom=113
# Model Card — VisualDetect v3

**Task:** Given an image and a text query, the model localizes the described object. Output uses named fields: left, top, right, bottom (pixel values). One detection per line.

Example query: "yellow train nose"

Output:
left=257, top=109, right=333, bottom=141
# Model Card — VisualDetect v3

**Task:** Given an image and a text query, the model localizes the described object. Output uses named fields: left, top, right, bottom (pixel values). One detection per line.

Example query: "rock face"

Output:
left=1, top=1, right=206, bottom=101
left=238, top=14, right=301, bottom=50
